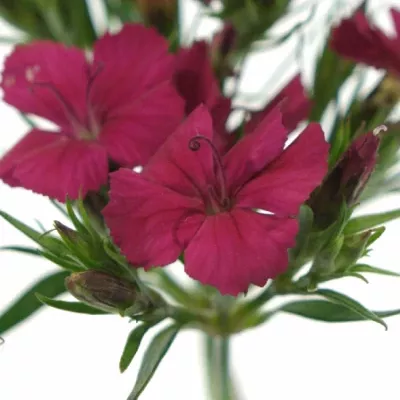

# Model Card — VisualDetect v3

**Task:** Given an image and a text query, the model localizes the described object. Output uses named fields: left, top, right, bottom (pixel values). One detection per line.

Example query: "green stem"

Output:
left=219, top=336, right=231, bottom=400
left=204, top=335, right=234, bottom=400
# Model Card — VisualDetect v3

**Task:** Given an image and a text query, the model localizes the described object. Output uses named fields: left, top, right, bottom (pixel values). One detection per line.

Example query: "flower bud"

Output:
left=65, top=271, right=152, bottom=315
left=136, top=0, right=177, bottom=36
left=309, top=132, right=380, bottom=229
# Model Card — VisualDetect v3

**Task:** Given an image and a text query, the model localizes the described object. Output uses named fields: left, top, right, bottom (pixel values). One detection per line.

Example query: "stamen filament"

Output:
left=189, top=135, right=228, bottom=206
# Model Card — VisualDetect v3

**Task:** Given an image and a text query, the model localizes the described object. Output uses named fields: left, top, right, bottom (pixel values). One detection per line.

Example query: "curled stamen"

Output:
left=373, top=124, right=388, bottom=136
left=188, top=135, right=228, bottom=204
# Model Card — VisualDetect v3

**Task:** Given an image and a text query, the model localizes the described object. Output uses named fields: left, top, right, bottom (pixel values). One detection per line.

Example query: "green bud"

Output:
left=65, top=271, right=153, bottom=316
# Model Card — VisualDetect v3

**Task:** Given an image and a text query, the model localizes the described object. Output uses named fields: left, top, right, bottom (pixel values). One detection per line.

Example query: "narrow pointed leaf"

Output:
left=316, top=288, right=387, bottom=329
left=36, top=294, right=107, bottom=315
left=49, top=199, right=69, bottom=218
left=0, top=271, right=69, bottom=335
left=0, top=210, right=63, bottom=252
left=345, top=209, right=400, bottom=235
left=39, top=250, right=86, bottom=273
left=65, top=198, right=87, bottom=234
left=120, top=324, right=153, bottom=373
left=351, top=263, right=400, bottom=277
left=128, top=324, right=180, bottom=400
left=0, top=246, right=40, bottom=256
left=281, top=299, right=400, bottom=322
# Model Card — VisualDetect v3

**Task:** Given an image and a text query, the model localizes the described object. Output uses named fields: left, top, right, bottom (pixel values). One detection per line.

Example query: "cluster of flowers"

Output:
left=0, top=7, right=394, bottom=295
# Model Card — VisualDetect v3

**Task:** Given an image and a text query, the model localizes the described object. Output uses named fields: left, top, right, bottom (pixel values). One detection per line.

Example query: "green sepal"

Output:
left=289, top=205, right=314, bottom=266
left=311, top=234, right=344, bottom=275
left=334, top=230, right=374, bottom=271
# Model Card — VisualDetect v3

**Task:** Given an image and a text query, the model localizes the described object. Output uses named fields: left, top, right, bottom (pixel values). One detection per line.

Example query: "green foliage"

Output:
left=36, top=293, right=108, bottom=315
left=0, top=271, right=68, bottom=335
left=127, top=324, right=181, bottom=399
left=120, top=323, right=153, bottom=373
left=0, top=0, right=97, bottom=46
left=281, top=300, right=400, bottom=323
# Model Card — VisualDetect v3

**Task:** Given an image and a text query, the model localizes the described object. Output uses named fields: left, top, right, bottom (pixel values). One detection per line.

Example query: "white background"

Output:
left=1, top=1, right=400, bottom=399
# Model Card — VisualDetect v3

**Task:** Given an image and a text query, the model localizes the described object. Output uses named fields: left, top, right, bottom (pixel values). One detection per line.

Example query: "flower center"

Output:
left=189, top=135, right=232, bottom=214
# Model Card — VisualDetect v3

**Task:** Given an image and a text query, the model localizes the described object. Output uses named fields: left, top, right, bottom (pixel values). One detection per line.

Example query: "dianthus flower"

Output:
left=103, top=105, right=328, bottom=295
left=0, top=25, right=184, bottom=201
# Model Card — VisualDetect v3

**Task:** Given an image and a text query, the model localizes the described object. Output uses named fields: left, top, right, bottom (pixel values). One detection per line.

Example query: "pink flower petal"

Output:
left=330, top=11, right=400, bottom=75
left=1, top=41, right=87, bottom=128
left=0, top=129, right=108, bottom=201
left=224, top=107, right=287, bottom=192
left=211, top=96, right=234, bottom=154
left=174, top=41, right=221, bottom=114
left=103, top=169, right=205, bottom=268
left=391, top=8, right=400, bottom=37
left=236, top=123, right=329, bottom=216
left=99, top=81, right=184, bottom=167
left=184, top=208, right=298, bottom=295
left=245, top=75, right=311, bottom=133
left=91, top=24, right=175, bottom=113
left=144, top=105, right=215, bottom=199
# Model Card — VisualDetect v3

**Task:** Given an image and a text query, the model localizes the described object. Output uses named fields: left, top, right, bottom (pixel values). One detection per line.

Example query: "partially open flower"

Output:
left=309, top=131, right=380, bottom=229
left=331, top=9, right=400, bottom=76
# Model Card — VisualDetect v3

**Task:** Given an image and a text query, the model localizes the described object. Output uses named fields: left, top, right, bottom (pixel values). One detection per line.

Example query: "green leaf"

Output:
left=0, top=271, right=69, bottom=335
left=0, top=245, right=40, bottom=256
left=120, top=324, right=152, bottom=373
left=281, top=300, right=400, bottom=322
left=345, top=208, right=400, bottom=235
left=0, top=210, right=63, bottom=252
left=36, top=294, right=107, bottom=315
left=351, top=263, right=400, bottom=277
left=127, top=324, right=180, bottom=400
left=39, top=250, right=85, bottom=273
left=316, top=288, right=387, bottom=329
left=49, top=198, right=69, bottom=218
left=65, top=198, right=87, bottom=234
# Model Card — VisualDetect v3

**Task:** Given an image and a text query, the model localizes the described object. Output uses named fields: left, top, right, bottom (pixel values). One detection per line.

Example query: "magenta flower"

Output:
left=0, top=25, right=184, bottom=201
left=331, top=9, right=400, bottom=75
left=103, top=105, right=329, bottom=295
left=245, top=75, right=312, bottom=134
